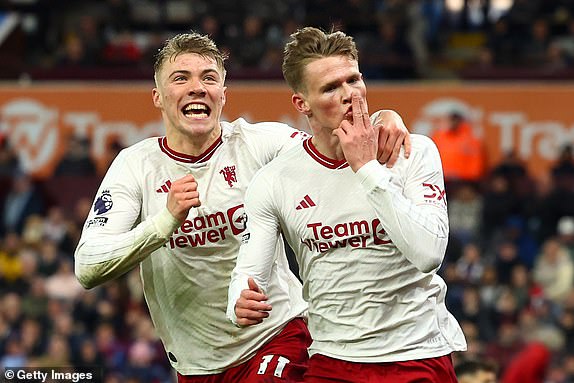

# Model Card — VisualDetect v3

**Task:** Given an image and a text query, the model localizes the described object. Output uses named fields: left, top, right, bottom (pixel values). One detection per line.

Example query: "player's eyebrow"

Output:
left=168, top=68, right=220, bottom=79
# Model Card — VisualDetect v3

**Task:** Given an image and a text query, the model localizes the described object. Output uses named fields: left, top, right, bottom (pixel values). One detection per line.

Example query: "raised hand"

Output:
left=332, top=93, right=378, bottom=172
left=234, top=278, right=272, bottom=327
left=167, top=174, right=201, bottom=222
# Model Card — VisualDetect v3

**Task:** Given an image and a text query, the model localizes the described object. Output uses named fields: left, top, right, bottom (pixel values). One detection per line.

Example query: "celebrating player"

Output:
left=228, top=27, right=467, bottom=383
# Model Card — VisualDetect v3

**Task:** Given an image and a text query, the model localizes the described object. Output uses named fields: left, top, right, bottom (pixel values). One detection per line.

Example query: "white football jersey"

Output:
left=75, top=118, right=309, bottom=375
left=229, top=134, right=467, bottom=362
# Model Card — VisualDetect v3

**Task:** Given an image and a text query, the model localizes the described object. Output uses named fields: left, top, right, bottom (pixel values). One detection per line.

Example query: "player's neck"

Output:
left=167, top=125, right=221, bottom=156
left=311, top=135, right=345, bottom=161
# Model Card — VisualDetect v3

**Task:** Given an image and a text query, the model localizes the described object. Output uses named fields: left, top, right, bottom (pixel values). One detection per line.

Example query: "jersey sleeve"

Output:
left=355, top=136, right=449, bottom=273
left=226, top=170, right=281, bottom=325
left=74, top=149, right=180, bottom=289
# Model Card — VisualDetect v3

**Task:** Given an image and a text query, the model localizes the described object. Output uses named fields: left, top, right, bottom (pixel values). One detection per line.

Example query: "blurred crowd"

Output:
left=432, top=111, right=574, bottom=381
left=1, top=108, right=574, bottom=382
left=3, top=0, right=574, bottom=81
left=0, top=137, right=174, bottom=382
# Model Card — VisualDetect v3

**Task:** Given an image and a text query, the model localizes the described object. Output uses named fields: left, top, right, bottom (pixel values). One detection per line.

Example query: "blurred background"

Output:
left=3, top=0, right=574, bottom=81
left=1, top=1, right=574, bottom=382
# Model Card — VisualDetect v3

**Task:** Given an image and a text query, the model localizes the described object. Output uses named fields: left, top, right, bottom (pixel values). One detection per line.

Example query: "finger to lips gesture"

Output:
left=235, top=277, right=272, bottom=327
left=332, top=94, right=378, bottom=172
left=167, top=174, right=201, bottom=222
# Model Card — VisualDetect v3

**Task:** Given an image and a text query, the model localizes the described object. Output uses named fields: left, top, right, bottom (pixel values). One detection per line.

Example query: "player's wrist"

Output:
left=153, top=207, right=182, bottom=238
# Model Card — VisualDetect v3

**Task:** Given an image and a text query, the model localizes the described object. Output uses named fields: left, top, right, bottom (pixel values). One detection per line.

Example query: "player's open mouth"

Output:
left=183, top=103, right=210, bottom=119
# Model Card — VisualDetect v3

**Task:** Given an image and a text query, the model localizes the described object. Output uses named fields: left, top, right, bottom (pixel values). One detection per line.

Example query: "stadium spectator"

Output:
left=500, top=326, right=565, bottom=383
left=483, top=17, right=517, bottom=66
left=430, top=111, right=486, bottom=190
left=455, top=359, right=498, bottom=383
left=228, top=26, right=466, bottom=382
left=448, top=184, right=483, bottom=246
left=478, top=265, right=504, bottom=311
left=532, top=237, right=574, bottom=303
left=0, top=173, right=46, bottom=236
left=0, top=137, right=19, bottom=178
left=480, top=174, right=518, bottom=247
left=54, top=135, right=97, bottom=176
left=73, top=30, right=410, bottom=382
left=44, top=259, right=84, bottom=301
left=552, top=144, right=574, bottom=188
left=556, top=216, right=574, bottom=258
left=71, top=337, right=105, bottom=370
left=455, top=243, right=486, bottom=284
left=520, top=18, right=552, bottom=68
left=490, top=150, right=531, bottom=203
left=0, top=335, right=27, bottom=368
left=492, top=240, right=524, bottom=285
left=0, top=233, right=25, bottom=292
left=483, top=322, right=525, bottom=374
left=507, top=264, right=534, bottom=312
left=450, top=285, right=496, bottom=342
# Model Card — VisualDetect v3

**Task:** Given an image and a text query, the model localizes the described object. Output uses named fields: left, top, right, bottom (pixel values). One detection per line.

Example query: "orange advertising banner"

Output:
left=0, top=82, right=573, bottom=180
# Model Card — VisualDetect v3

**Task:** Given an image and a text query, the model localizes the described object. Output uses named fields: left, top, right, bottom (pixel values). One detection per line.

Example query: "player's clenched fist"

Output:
left=167, top=174, right=201, bottom=222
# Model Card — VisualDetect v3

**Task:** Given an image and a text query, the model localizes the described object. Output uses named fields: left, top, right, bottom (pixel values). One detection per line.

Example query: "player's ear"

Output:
left=222, top=86, right=227, bottom=106
left=152, top=88, right=162, bottom=108
left=292, top=93, right=311, bottom=116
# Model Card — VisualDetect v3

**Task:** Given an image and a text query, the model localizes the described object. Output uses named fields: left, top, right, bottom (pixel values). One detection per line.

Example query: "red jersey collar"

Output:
left=158, top=135, right=222, bottom=163
left=303, top=138, right=349, bottom=170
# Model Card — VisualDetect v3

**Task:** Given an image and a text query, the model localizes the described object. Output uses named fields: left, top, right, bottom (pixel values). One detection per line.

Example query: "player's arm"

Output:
left=227, top=172, right=280, bottom=327
left=74, top=151, right=199, bottom=289
left=356, top=136, right=449, bottom=273
left=336, top=95, right=447, bottom=273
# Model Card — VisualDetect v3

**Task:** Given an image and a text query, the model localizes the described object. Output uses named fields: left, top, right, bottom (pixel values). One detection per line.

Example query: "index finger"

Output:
left=240, top=289, right=268, bottom=302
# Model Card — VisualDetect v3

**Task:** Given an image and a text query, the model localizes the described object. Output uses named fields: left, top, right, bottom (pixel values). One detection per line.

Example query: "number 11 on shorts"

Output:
left=257, top=355, right=290, bottom=377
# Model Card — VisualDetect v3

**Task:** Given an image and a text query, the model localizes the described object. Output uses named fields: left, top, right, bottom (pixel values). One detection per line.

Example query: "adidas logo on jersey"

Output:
left=296, top=195, right=316, bottom=210
left=156, top=180, right=172, bottom=193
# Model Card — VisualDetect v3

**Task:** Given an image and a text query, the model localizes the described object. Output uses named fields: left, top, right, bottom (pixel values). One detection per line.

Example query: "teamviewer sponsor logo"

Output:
left=165, top=204, right=247, bottom=249
left=300, top=219, right=392, bottom=253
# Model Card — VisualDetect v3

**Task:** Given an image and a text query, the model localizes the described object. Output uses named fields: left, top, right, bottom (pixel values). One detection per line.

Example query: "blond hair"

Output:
left=153, top=32, right=228, bottom=82
left=282, top=27, right=358, bottom=93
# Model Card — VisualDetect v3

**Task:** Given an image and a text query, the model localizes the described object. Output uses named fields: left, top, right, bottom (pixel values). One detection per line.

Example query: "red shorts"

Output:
left=178, top=318, right=311, bottom=383
left=303, top=353, right=457, bottom=383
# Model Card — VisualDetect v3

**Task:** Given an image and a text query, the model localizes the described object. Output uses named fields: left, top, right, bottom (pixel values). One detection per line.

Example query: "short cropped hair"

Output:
left=153, top=32, right=228, bottom=82
left=282, top=27, right=358, bottom=93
